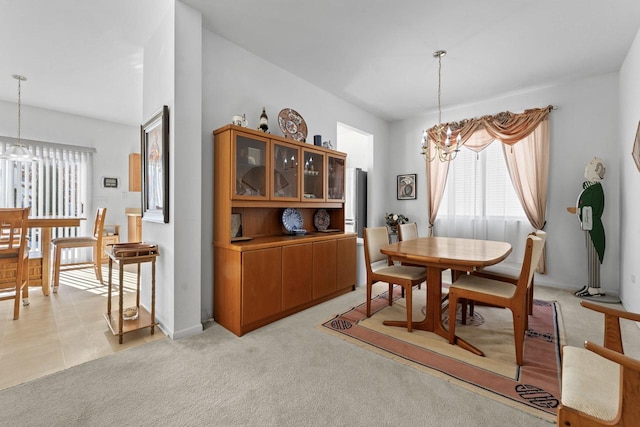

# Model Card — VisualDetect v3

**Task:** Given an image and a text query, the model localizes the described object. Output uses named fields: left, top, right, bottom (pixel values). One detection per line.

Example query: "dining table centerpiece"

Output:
left=385, top=212, right=408, bottom=234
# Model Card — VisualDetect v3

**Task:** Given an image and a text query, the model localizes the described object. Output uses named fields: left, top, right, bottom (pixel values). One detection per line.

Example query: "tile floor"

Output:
left=0, top=266, right=165, bottom=391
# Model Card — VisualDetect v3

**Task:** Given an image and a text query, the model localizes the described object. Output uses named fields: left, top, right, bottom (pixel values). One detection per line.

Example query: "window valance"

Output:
left=426, top=105, right=554, bottom=151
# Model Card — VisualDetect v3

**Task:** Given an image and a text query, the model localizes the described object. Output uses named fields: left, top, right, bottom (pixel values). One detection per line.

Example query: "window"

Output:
left=0, top=141, right=94, bottom=255
left=436, top=141, right=530, bottom=263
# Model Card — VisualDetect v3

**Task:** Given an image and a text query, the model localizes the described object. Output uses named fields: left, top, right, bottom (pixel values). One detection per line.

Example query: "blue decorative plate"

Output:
left=282, top=208, right=303, bottom=233
left=314, top=209, right=330, bottom=231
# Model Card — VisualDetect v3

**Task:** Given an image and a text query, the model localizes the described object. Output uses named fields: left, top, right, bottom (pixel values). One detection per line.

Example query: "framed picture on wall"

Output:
left=632, top=120, right=640, bottom=172
left=141, top=105, right=169, bottom=223
left=397, top=174, right=417, bottom=200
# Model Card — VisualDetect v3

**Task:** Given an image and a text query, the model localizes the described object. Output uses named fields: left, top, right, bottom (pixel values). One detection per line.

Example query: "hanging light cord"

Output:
left=437, top=52, right=442, bottom=128
left=17, top=77, right=22, bottom=143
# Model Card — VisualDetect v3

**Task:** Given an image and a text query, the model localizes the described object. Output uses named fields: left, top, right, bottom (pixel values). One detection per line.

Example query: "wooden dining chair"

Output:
left=471, top=230, right=547, bottom=321
left=52, top=207, right=107, bottom=293
left=363, top=226, right=427, bottom=332
left=557, top=300, right=640, bottom=427
left=0, top=207, right=31, bottom=319
left=397, top=223, right=422, bottom=294
left=447, top=234, right=545, bottom=365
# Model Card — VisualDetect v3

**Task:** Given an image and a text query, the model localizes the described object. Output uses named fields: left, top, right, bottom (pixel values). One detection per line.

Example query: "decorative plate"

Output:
left=282, top=208, right=303, bottom=233
left=278, top=108, right=308, bottom=142
left=314, top=209, right=330, bottom=231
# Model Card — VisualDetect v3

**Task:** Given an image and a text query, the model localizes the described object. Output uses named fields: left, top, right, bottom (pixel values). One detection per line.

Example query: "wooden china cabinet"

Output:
left=213, top=124, right=356, bottom=336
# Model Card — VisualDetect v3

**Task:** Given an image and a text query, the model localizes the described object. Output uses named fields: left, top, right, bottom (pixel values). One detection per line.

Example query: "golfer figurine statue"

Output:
left=568, top=157, right=606, bottom=298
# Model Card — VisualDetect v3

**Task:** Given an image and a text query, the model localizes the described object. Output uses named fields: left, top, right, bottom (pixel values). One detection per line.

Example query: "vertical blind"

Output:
left=0, top=139, right=94, bottom=255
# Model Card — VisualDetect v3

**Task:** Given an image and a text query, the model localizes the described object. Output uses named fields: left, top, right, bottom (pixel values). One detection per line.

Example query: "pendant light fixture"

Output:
left=420, top=50, right=461, bottom=162
left=2, top=74, right=37, bottom=161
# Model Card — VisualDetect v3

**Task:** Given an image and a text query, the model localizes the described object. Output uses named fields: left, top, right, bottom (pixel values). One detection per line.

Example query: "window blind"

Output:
left=0, top=138, right=94, bottom=255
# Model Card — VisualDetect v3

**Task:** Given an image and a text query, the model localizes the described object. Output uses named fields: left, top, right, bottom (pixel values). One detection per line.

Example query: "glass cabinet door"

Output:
left=327, top=154, right=345, bottom=201
left=233, top=133, right=269, bottom=200
left=302, top=149, right=324, bottom=201
left=272, top=141, right=299, bottom=200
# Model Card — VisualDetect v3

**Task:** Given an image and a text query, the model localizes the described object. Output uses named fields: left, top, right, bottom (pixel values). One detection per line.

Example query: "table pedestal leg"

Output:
left=382, top=266, right=485, bottom=357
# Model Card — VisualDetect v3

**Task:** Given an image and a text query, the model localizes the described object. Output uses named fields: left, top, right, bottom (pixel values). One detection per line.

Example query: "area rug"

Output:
left=320, top=286, right=563, bottom=422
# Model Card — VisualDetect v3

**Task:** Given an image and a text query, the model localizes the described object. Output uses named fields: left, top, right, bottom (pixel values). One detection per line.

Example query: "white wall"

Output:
left=619, top=28, right=640, bottom=313
left=0, top=99, right=140, bottom=234
left=200, top=29, right=391, bottom=319
left=172, top=1, right=203, bottom=337
left=389, top=73, right=621, bottom=294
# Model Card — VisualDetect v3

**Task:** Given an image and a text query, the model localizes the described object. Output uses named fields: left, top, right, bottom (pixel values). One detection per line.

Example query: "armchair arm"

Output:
left=581, top=300, right=640, bottom=353
left=585, top=341, right=640, bottom=372
left=580, top=300, right=640, bottom=322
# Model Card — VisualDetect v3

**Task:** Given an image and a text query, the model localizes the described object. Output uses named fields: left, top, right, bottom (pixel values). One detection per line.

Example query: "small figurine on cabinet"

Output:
left=258, top=107, right=269, bottom=133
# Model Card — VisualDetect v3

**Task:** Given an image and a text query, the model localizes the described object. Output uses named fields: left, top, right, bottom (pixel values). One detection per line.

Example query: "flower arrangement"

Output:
left=385, top=213, right=408, bottom=227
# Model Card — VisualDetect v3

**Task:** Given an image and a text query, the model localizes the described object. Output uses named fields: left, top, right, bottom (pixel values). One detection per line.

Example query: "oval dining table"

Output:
left=28, top=217, right=85, bottom=296
left=380, top=236, right=512, bottom=356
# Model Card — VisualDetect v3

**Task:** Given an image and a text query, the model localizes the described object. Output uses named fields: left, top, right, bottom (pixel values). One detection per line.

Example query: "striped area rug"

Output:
left=320, top=286, right=562, bottom=422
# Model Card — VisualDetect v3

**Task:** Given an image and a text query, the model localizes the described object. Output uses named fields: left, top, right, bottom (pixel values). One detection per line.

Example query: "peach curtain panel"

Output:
left=425, top=105, right=552, bottom=272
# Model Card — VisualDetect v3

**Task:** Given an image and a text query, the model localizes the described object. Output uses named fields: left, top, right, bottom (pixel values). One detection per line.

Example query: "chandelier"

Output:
left=420, top=50, right=461, bottom=162
left=2, top=74, right=36, bottom=161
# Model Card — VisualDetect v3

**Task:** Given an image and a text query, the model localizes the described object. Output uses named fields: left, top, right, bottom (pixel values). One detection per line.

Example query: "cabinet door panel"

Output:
left=272, top=141, right=300, bottom=200
left=336, top=237, right=356, bottom=291
left=327, top=154, right=345, bottom=201
left=242, top=248, right=282, bottom=325
left=233, top=132, right=270, bottom=200
left=312, top=240, right=336, bottom=299
left=282, top=244, right=313, bottom=310
left=302, top=149, right=325, bottom=201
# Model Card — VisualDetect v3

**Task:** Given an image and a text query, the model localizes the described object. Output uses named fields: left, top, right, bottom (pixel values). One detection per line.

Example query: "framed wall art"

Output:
left=397, top=173, right=417, bottom=200
left=141, top=105, right=169, bottom=223
left=632, top=120, right=640, bottom=172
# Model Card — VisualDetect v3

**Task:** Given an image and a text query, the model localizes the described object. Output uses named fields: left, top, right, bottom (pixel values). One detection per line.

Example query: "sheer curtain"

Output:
left=426, top=106, right=552, bottom=271
left=435, top=141, right=532, bottom=264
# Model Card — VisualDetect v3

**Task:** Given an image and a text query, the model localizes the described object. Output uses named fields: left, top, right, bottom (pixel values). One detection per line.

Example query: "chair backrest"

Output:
left=516, top=234, right=545, bottom=294
left=398, top=222, right=418, bottom=242
left=93, top=208, right=107, bottom=240
left=363, top=227, right=390, bottom=271
left=534, top=229, right=547, bottom=243
left=0, top=207, right=30, bottom=261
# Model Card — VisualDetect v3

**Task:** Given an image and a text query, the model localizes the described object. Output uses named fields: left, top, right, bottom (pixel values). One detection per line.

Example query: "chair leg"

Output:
left=461, top=299, right=468, bottom=325
left=22, top=276, right=29, bottom=307
left=13, top=281, right=20, bottom=320
left=366, top=281, right=372, bottom=317
left=94, top=245, right=103, bottom=284
left=388, top=283, right=393, bottom=306
left=528, top=281, right=534, bottom=315
left=512, top=310, right=525, bottom=366
left=53, top=245, right=61, bottom=293
left=448, top=294, right=458, bottom=344
left=406, top=285, right=412, bottom=332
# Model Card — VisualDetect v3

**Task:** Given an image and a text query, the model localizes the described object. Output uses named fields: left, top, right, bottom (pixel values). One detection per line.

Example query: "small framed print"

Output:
left=397, top=174, right=417, bottom=200
left=102, top=177, right=119, bottom=188
left=632, top=120, right=640, bottom=172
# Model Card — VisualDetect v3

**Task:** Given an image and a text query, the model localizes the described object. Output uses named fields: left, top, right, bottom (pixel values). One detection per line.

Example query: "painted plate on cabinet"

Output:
left=314, top=209, right=330, bottom=231
left=282, top=208, right=303, bottom=233
left=278, top=108, right=308, bottom=142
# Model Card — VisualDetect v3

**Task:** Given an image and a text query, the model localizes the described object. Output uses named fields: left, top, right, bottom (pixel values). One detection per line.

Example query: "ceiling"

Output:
left=2, top=0, right=640, bottom=127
